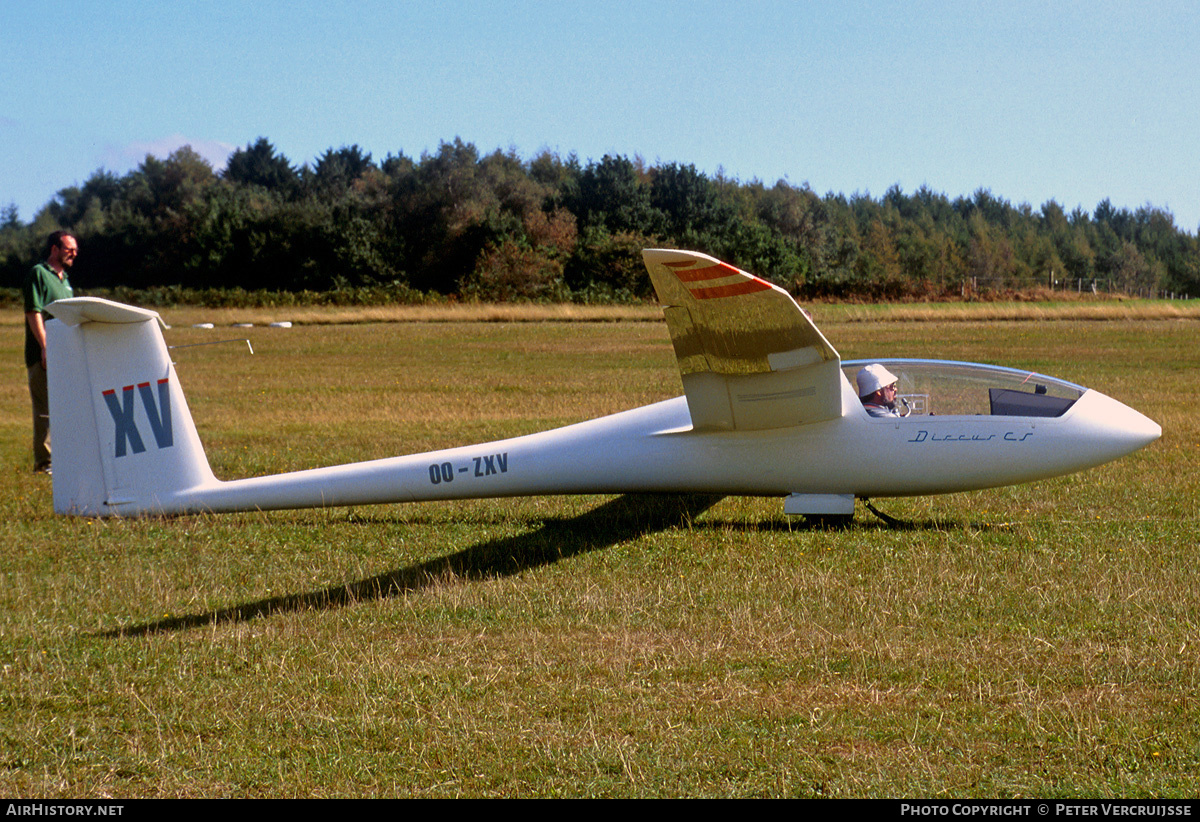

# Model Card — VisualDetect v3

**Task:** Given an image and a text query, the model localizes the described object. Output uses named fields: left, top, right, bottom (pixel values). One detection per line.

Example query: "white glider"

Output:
left=44, top=249, right=1160, bottom=519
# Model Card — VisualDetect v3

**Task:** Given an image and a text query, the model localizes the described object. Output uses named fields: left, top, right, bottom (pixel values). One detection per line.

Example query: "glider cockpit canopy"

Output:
left=842, top=359, right=1086, bottom=418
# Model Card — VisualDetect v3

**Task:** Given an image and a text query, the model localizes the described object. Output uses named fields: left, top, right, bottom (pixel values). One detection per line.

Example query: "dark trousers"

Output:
left=27, top=361, right=50, bottom=471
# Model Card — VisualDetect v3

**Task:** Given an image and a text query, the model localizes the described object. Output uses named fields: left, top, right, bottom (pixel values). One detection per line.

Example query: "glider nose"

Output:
left=1083, top=391, right=1161, bottom=459
left=1126, top=407, right=1162, bottom=451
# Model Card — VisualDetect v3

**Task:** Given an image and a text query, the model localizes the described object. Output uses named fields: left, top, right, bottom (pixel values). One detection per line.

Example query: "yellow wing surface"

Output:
left=642, top=249, right=845, bottom=431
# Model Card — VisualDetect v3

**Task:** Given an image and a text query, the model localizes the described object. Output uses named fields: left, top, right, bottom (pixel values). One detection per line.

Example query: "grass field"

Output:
left=0, top=304, right=1196, bottom=797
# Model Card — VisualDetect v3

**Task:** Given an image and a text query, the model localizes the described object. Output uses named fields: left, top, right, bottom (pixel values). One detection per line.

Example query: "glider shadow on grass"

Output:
left=100, top=493, right=725, bottom=638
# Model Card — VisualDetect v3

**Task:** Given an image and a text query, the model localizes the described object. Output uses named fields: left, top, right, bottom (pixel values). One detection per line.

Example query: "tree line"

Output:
left=3, top=136, right=1197, bottom=301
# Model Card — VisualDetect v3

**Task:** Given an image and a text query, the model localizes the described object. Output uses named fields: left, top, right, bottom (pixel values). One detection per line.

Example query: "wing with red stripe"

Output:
left=643, top=249, right=845, bottom=431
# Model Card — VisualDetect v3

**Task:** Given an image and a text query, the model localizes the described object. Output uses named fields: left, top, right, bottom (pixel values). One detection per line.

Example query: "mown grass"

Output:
left=0, top=306, right=1196, bottom=797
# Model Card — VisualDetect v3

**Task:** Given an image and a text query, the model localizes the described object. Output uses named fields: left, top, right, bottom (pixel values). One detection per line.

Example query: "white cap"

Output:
left=856, top=364, right=899, bottom=398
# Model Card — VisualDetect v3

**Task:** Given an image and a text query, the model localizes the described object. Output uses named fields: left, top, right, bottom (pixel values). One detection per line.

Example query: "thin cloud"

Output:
left=105, top=133, right=236, bottom=172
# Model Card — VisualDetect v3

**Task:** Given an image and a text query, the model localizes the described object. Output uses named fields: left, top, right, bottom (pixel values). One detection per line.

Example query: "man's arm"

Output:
left=26, top=310, right=47, bottom=368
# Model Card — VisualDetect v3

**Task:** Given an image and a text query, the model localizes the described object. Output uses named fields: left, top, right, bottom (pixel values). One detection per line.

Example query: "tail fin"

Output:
left=45, top=298, right=216, bottom=516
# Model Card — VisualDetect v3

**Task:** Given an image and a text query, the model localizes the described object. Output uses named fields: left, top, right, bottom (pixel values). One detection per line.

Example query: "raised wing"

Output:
left=643, top=249, right=845, bottom=431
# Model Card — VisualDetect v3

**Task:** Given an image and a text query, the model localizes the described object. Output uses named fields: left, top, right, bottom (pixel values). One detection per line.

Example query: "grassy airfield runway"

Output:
left=0, top=303, right=1196, bottom=797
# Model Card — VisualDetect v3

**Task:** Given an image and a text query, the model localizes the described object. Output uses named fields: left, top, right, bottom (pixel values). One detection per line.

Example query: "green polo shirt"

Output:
left=23, top=262, right=74, bottom=368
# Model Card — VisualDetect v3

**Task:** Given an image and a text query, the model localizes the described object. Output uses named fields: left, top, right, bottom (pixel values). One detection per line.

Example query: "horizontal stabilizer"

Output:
left=44, top=297, right=167, bottom=328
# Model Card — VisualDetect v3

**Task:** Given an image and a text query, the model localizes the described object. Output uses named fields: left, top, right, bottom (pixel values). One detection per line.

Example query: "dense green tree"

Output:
left=856, top=217, right=903, bottom=295
left=563, top=227, right=656, bottom=297
left=380, top=151, right=416, bottom=179
left=224, top=137, right=299, bottom=195
left=5, top=136, right=1196, bottom=300
left=650, top=163, right=721, bottom=239
left=308, top=144, right=375, bottom=199
left=568, top=154, right=660, bottom=236
left=528, top=150, right=580, bottom=202
left=1105, top=240, right=1160, bottom=295
left=462, top=238, right=568, bottom=302
left=123, top=146, right=217, bottom=220
left=0, top=203, right=33, bottom=289
left=387, top=138, right=501, bottom=292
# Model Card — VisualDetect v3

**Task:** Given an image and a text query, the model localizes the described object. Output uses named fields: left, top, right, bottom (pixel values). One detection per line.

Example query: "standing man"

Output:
left=23, top=230, right=77, bottom=474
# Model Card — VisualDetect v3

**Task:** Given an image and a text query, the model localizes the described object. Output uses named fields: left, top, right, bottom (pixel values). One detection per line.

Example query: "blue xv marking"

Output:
left=102, top=379, right=173, bottom=458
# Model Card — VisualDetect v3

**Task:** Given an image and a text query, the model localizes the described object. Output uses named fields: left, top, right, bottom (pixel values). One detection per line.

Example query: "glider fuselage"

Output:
left=43, top=248, right=1160, bottom=519
left=164, top=373, right=1156, bottom=516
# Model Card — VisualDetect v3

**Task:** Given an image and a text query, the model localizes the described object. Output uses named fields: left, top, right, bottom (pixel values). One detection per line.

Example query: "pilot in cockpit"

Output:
left=857, top=364, right=908, bottom=417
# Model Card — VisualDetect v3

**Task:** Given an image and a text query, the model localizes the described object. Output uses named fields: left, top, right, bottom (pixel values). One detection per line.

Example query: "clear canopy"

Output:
left=842, top=359, right=1086, bottom=418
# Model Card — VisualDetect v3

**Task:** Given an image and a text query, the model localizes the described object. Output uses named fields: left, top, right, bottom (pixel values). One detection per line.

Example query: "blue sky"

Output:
left=4, top=0, right=1199, bottom=231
